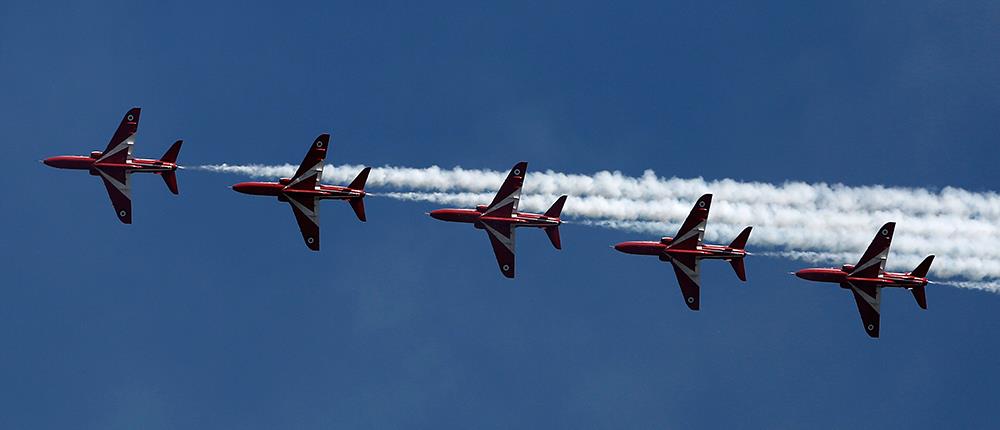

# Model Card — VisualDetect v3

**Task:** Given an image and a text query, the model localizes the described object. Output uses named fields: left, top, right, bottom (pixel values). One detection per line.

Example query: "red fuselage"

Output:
left=614, top=237, right=746, bottom=260
left=795, top=265, right=928, bottom=290
left=231, top=179, right=365, bottom=200
left=43, top=153, right=178, bottom=174
left=429, top=206, right=561, bottom=229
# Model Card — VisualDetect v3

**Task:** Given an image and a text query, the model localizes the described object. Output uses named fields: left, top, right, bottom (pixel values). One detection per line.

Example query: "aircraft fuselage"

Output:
left=795, top=267, right=928, bottom=289
left=428, top=208, right=561, bottom=229
left=613, top=239, right=747, bottom=260
left=232, top=180, right=365, bottom=201
left=43, top=154, right=178, bottom=174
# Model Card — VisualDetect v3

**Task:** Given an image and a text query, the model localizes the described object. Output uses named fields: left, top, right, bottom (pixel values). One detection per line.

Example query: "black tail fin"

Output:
left=544, top=195, right=567, bottom=218
left=908, top=255, right=933, bottom=310
left=911, top=285, right=928, bottom=309
left=348, top=167, right=371, bottom=190
left=161, top=140, right=182, bottom=164
left=349, top=198, right=366, bottom=222
left=729, top=226, right=752, bottom=249
left=544, top=226, right=561, bottom=249
left=729, top=258, right=747, bottom=282
left=910, top=255, right=934, bottom=278
left=162, top=171, right=179, bottom=195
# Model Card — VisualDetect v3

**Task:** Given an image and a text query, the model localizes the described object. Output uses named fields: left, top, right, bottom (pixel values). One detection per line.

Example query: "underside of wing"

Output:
left=850, top=222, right=895, bottom=279
left=482, top=162, right=527, bottom=218
left=667, top=194, right=712, bottom=251
left=98, top=107, right=140, bottom=165
left=286, top=193, right=320, bottom=251
left=667, top=253, right=701, bottom=310
left=844, top=282, right=881, bottom=338
left=286, top=134, right=329, bottom=191
left=483, top=220, right=516, bottom=278
left=96, top=167, right=132, bottom=224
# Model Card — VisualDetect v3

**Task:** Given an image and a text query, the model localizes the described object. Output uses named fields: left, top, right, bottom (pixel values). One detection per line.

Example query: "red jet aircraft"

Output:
left=794, top=222, right=934, bottom=338
left=231, top=133, right=370, bottom=251
left=43, top=107, right=183, bottom=224
left=614, top=194, right=752, bottom=310
left=429, top=162, right=567, bottom=278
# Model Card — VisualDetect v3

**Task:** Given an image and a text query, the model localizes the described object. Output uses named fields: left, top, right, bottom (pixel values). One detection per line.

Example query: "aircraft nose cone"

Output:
left=428, top=209, right=447, bottom=221
left=794, top=269, right=820, bottom=281
left=613, top=242, right=648, bottom=254
left=231, top=183, right=252, bottom=194
left=42, top=157, right=58, bottom=167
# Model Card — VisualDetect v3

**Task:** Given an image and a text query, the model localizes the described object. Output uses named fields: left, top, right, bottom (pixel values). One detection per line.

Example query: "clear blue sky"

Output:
left=3, top=1, right=1000, bottom=428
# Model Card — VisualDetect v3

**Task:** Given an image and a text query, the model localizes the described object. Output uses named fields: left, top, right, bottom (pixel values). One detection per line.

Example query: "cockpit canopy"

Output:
left=90, top=151, right=103, bottom=159
left=841, top=264, right=856, bottom=273
left=660, top=237, right=673, bottom=245
left=476, top=204, right=487, bottom=213
left=278, top=178, right=291, bottom=185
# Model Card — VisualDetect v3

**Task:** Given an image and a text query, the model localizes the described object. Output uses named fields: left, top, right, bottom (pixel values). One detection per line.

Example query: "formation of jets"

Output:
left=43, top=108, right=936, bottom=338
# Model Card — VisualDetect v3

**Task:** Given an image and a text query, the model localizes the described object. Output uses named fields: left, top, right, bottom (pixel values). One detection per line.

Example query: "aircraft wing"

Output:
left=666, top=194, right=712, bottom=251
left=95, top=167, right=132, bottom=224
left=850, top=222, right=895, bottom=279
left=285, top=133, right=330, bottom=191
left=98, top=107, right=140, bottom=165
left=482, top=162, right=527, bottom=218
left=286, top=193, right=321, bottom=251
left=844, top=282, right=881, bottom=338
left=482, top=220, right=516, bottom=278
left=667, top=253, right=701, bottom=310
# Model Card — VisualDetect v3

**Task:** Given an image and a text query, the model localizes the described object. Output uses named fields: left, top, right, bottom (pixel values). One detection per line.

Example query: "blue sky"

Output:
left=4, top=1, right=1000, bottom=428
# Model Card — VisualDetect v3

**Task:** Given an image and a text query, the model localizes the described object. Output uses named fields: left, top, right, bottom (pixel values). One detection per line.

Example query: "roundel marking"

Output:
left=126, top=114, right=134, bottom=121
left=307, top=237, right=315, bottom=244
left=867, top=324, right=875, bottom=331
left=119, top=210, right=127, bottom=217
left=513, top=169, right=521, bottom=175
left=881, top=229, right=889, bottom=236
left=687, top=297, right=695, bottom=303
left=698, top=201, right=706, bottom=208
left=502, top=264, right=510, bottom=271
left=316, top=140, right=324, bottom=148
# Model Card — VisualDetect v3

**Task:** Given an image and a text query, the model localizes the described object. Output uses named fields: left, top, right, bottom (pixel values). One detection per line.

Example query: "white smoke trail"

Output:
left=197, top=163, right=1000, bottom=290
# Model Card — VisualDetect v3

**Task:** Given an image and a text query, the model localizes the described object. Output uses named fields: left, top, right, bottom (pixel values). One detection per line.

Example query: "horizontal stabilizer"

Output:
left=729, top=258, right=747, bottom=282
left=911, top=285, right=928, bottom=310
left=544, top=195, right=567, bottom=218
left=349, top=198, right=366, bottom=222
left=162, top=171, right=179, bottom=195
left=349, top=167, right=371, bottom=190
left=161, top=140, right=183, bottom=164
left=729, top=226, right=752, bottom=250
left=910, top=255, right=935, bottom=278
left=545, top=226, right=561, bottom=249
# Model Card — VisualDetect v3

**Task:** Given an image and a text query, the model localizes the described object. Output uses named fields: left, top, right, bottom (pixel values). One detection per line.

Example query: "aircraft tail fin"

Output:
left=348, top=167, right=371, bottom=191
left=908, top=255, right=933, bottom=310
left=911, top=285, right=928, bottom=309
left=729, top=258, right=747, bottom=282
left=162, top=171, right=179, bottom=195
left=160, top=140, right=183, bottom=164
left=910, top=255, right=935, bottom=278
left=729, top=226, right=752, bottom=250
left=544, top=195, right=567, bottom=218
left=348, top=198, right=366, bottom=222
left=544, top=226, right=562, bottom=250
